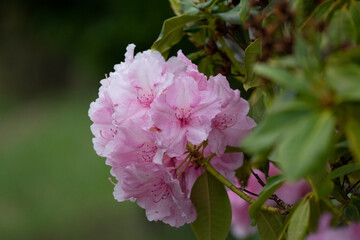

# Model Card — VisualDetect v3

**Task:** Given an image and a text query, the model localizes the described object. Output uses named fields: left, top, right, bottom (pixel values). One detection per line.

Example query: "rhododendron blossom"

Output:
left=89, top=44, right=255, bottom=227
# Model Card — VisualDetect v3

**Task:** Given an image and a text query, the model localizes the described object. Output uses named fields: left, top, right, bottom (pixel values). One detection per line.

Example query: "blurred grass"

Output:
left=0, top=93, right=195, bottom=240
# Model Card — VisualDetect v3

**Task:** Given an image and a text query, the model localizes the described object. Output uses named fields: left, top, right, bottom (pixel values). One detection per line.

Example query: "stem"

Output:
left=205, top=162, right=288, bottom=215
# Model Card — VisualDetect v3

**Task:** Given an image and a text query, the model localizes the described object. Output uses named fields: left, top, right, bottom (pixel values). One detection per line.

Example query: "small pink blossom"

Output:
left=307, top=213, right=360, bottom=240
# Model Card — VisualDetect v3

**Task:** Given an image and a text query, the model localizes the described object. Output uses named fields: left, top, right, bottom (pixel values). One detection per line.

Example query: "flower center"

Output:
left=213, top=113, right=238, bottom=130
left=137, top=143, right=157, bottom=162
left=136, top=88, right=154, bottom=107
left=175, top=107, right=192, bottom=127
left=151, top=181, right=170, bottom=203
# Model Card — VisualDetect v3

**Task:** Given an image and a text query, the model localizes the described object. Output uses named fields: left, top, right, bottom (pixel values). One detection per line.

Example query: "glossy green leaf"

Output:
left=152, top=15, right=199, bottom=57
left=277, top=111, right=335, bottom=181
left=256, top=210, right=285, bottom=240
left=244, top=39, right=260, bottom=90
left=190, top=171, right=231, bottom=240
left=330, top=163, right=360, bottom=179
left=249, top=175, right=285, bottom=219
left=350, top=2, right=360, bottom=42
left=215, top=4, right=242, bottom=25
left=288, top=198, right=310, bottom=240
left=345, top=118, right=360, bottom=162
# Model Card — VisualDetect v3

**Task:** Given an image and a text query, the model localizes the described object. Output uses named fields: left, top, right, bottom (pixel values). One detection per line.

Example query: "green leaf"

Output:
left=190, top=171, right=231, bottom=240
left=345, top=118, right=360, bottom=162
left=215, top=4, right=242, bottom=25
left=244, top=39, right=261, bottom=90
left=328, top=7, right=357, bottom=46
left=249, top=175, right=285, bottom=218
left=254, top=64, right=307, bottom=91
left=343, top=197, right=360, bottom=221
left=350, top=2, right=360, bottom=43
left=239, top=0, right=250, bottom=22
left=330, top=163, right=360, bottom=179
left=256, top=210, right=285, bottom=240
left=198, top=55, right=215, bottom=77
left=151, top=15, right=199, bottom=58
left=242, top=102, right=311, bottom=155
left=169, top=0, right=182, bottom=15
left=326, top=64, right=360, bottom=102
left=235, top=158, right=252, bottom=187
left=287, top=198, right=310, bottom=240
left=277, top=111, right=335, bottom=181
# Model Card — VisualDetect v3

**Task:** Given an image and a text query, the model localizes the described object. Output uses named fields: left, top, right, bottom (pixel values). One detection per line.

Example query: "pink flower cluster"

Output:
left=89, top=44, right=256, bottom=227
left=228, top=163, right=311, bottom=238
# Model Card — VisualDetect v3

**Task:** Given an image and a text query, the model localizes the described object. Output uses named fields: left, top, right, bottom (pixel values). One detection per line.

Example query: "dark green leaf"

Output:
left=244, top=39, right=260, bottom=90
left=215, top=4, right=242, bottom=25
left=330, top=163, right=360, bottom=179
left=249, top=175, right=285, bottom=218
left=151, top=15, right=199, bottom=57
left=235, top=158, right=252, bottom=187
left=190, top=171, right=231, bottom=240
left=287, top=198, right=310, bottom=240
left=277, top=111, right=335, bottom=181
left=256, top=210, right=285, bottom=240
left=343, top=201, right=360, bottom=222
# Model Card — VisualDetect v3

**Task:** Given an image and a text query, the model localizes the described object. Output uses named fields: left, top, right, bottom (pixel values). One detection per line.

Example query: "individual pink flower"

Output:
left=112, top=161, right=196, bottom=227
left=228, top=162, right=311, bottom=239
left=207, top=74, right=256, bottom=156
left=307, top=213, right=360, bottom=240
left=150, top=75, right=222, bottom=157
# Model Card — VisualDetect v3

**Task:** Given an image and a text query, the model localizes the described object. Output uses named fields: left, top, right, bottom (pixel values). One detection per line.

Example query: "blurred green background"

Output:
left=0, top=0, right=200, bottom=239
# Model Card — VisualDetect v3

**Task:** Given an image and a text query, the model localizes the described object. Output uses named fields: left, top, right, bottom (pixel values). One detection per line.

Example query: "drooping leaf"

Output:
left=249, top=174, right=285, bottom=219
left=256, top=210, right=285, bottom=240
left=287, top=198, right=310, bottom=240
left=277, top=111, right=335, bottom=181
left=244, top=38, right=261, bottom=90
left=330, top=163, right=360, bottom=179
left=190, top=171, right=231, bottom=240
left=169, top=0, right=182, bottom=15
left=151, top=15, right=199, bottom=58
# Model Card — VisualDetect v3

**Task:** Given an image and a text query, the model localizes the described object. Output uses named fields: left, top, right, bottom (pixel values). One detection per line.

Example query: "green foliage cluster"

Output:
left=152, top=0, right=360, bottom=239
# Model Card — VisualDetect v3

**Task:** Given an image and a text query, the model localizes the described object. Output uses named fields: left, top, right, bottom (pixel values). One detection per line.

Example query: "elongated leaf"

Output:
left=239, top=0, right=250, bottom=22
left=345, top=118, right=360, bottom=162
left=244, top=39, right=260, bottom=90
left=190, top=171, right=231, bottom=240
left=151, top=15, right=199, bottom=57
left=288, top=199, right=310, bottom=240
left=249, top=175, right=285, bottom=218
left=328, top=8, right=357, bottom=46
left=256, top=210, right=285, bottom=240
left=330, top=163, right=360, bottom=179
left=277, top=111, right=335, bottom=181
left=254, top=64, right=307, bottom=91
